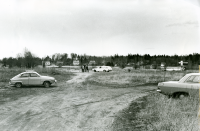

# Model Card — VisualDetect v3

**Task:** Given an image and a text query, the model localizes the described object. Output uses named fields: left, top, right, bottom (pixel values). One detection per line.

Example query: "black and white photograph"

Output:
left=0, top=0, right=200, bottom=130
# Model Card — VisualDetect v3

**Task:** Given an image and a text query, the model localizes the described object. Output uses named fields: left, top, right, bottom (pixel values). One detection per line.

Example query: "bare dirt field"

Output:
left=0, top=70, right=156, bottom=131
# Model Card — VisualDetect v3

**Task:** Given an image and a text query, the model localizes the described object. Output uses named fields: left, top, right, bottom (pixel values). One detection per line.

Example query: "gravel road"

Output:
left=0, top=72, right=156, bottom=131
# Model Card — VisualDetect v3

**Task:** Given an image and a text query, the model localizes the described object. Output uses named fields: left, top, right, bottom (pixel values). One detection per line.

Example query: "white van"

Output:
left=92, top=66, right=112, bottom=72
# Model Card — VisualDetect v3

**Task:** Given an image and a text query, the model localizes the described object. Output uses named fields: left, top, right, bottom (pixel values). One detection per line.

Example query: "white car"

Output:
left=9, top=71, right=57, bottom=88
left=92, top=66, right=112, bottom=72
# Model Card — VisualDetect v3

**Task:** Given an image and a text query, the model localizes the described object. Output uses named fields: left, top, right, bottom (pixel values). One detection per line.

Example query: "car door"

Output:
left=29, top=73, right=41, bottom=85
left=98, top=66, right=103, bottom=71
left=19, top=73, right=29, bottom=85
left=163, top=82, right=186, bottom=94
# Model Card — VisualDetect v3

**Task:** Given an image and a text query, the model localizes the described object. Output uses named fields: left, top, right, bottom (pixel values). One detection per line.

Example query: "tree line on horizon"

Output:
left=0, top=49, right=199, bottom=69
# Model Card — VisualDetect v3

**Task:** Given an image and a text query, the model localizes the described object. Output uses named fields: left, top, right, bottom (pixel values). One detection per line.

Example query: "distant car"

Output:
left=92, top=66, right=112, bottom=72
left=157, top=73, right=200, bottom=98
left=165, top=66, right=185, bottom=71
left=9, top=71, right=57, bottom=88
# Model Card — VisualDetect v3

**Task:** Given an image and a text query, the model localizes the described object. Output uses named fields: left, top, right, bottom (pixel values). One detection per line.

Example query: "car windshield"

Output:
left=179, top=74, right=189, bottom=82
left=13, top=74, right=21, bottom=78
left=193, top=76, right=200, bottom=83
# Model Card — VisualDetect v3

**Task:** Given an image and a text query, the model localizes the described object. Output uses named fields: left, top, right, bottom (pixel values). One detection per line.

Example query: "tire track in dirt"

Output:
left=66, top=91, right=145, bottom=109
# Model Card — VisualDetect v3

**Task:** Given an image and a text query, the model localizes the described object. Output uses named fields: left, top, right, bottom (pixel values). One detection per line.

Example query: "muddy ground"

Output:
left=0, top=71, right=156, bottom=131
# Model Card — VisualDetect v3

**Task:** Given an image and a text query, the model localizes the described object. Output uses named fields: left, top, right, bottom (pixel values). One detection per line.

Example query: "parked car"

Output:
left=157, top=73, right=200, bottom=98
left=9, top=71, right=57, bottom=88
left=92, top=66, right=112, bottom=72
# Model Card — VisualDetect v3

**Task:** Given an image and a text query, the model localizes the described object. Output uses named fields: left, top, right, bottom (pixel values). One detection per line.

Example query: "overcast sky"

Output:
left=0, top=0, right=200, bottom=59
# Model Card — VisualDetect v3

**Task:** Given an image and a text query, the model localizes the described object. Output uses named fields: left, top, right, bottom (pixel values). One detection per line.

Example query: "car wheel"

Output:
left=103, top=70, right=106, bottom=72
left=94, top=70, right=96, bottom=72
left=15, top=83, right=22, bottom=88
left=178, top=94, right=188, bottom=99
left=44, top=81, right=50, bottom=88
left=107, top=70, right=109, bottom=72
left=175, top=93, right=188, bottom=99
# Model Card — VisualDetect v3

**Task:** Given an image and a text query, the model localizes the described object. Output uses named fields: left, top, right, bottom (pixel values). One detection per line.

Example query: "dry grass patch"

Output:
left=86, top=69, right=197, bottom=87
left=112, top=93, right=198, bottom=131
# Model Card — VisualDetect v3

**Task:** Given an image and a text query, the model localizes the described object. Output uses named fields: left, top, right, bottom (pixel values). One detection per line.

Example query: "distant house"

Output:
left=73, top=60, right=80, bottom=66
left=88, top=61, right=96, bottom=65
left=45, top=61, right=51, bottom=66
left=127, top=63, right=134, bottom=66
left=160, top=62, right=166, bottom=70
left=161, top=62, right=166, bottom=67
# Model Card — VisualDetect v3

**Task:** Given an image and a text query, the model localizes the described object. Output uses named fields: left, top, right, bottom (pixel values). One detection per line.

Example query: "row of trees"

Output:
left=111, top=53, right=200, bottom=69
left=0, top=49, right=199, bottom=69
left=1, top=49, right=41, bottom=68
